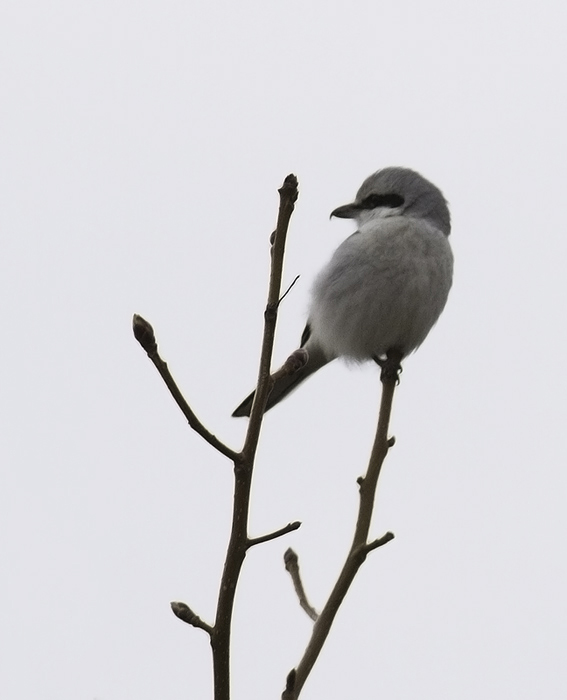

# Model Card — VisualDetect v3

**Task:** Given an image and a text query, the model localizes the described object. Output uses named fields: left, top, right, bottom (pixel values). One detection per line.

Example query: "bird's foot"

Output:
left=373, top=350, right=403, bottom=384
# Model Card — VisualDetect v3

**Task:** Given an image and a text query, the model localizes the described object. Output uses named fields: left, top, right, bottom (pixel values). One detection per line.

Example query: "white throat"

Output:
left=356, top=206, right=403, bottom=228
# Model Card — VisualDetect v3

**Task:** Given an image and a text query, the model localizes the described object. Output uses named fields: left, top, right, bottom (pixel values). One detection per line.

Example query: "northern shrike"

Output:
left=232, top=167, right=453, bottom=417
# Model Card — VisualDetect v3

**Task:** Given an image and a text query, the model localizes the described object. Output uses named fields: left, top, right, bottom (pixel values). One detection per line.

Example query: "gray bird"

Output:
left=233, top=167, right=453, bottom=417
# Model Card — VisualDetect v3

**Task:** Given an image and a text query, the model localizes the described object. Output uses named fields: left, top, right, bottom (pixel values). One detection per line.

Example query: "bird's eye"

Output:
left=361, top=193, right=405, bottom=209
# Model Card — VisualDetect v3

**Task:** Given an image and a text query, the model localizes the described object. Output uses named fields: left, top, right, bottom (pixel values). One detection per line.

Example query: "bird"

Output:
left=232, top=167, right=453, bottom=418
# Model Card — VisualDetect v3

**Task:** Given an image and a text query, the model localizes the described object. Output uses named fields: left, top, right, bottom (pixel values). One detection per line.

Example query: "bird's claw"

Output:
left=373, top=351, right=403, bottom=384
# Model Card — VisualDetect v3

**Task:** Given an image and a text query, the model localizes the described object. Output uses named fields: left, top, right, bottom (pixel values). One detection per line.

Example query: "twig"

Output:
left=278, top=274, right=301, bottom=306
left=364, top=532, right=395, bottom=554
left=132, top=315, right=238, bottom=461
left=170, top=601, right=213, bottom=635
left=284, top=548, right=318, bottom=622
left=247, top=521, right=302, bottom=548
left=283, top=350, right=401, bottom=698
left=243, top=174, right=300, bottom=457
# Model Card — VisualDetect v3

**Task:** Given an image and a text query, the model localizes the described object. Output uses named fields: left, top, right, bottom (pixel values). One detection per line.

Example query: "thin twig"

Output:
left=247, top=521, right=301, bottom=548
left=284, top=548, right=318, bottom=622
left=284, top=350, right=401, bottom=698
left=132, top=315, right=238, bottom=462
left=170, top=601, right=213, bottom=635
left=364, top=532, right=395, bottom=554
left=278, top=274, right=301, bottom=306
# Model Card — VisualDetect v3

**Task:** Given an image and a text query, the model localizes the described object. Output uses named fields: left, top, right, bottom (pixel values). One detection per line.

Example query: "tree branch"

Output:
left=210, top=175, right=299, bottom=700
left=170, top=601, right=213, bottom=635
left=242, top=175, right=299, bottom=460
left=284, top=548, right=318, bottom=622
left=283, top=350, right=401, bottom=698
left=135, top=175, right=300, bottom=700
left=132, top=314, right=238, bottom=461
left=364, top=531, right=395, bottom=554
left=247, top=521, right=301, bottom=549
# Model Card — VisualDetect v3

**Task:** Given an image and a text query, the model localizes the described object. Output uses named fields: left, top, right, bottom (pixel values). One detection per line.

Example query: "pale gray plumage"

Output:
left=232, top=167, right=453, bottom=417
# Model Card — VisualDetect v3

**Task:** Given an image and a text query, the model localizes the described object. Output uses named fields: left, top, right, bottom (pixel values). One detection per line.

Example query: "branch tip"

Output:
left=279, top=173, right=299, bottom=201
left=284, top=548, right=318, bottom=622
left=365, top=531, right=395, bottom=553
left=170, top=601, right=212, bottom=635
left=248, top=521, right=301, bottom=548
left=132, top=314, right=157, bottom=355
left=387, top=436, right=396, bottom=448
left=284, top=547, right=298, bottom=568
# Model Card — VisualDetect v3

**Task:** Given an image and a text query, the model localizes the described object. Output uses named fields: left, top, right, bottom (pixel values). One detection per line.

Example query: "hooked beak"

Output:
left=330, top=202, right=360, bottom=219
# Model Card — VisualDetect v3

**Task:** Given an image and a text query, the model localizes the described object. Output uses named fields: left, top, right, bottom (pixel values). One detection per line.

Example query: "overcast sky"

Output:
left=2, top=1, right=567, bottom=698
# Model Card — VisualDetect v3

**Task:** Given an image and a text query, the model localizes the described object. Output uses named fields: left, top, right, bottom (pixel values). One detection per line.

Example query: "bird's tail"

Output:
left=231, top=343, right=330, bottom=418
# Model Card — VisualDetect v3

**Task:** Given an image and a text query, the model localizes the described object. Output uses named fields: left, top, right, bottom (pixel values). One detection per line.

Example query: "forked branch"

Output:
left=282, top=351, right=400, bottom=698
left=132, top=314, right=238, bottom=461
left=135, top=174, right=397, bottom=700
left=134, top=175, right=300, bottom=700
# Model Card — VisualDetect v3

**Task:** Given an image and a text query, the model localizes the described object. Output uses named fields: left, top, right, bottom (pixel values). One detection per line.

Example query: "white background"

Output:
left=2, top=1, right=567, bottom=698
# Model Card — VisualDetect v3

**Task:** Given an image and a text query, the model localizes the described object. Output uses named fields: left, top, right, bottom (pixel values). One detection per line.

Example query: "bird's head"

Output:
left=330, top=167, right=451, bottom=236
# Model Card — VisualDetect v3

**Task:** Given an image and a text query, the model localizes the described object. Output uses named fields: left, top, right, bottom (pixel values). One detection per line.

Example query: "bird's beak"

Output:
left=330, top=202, right=360, bottom=219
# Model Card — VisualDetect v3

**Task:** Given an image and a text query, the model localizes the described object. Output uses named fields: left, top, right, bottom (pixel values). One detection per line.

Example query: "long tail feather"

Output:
left=232, top=344, right=329, bottom=418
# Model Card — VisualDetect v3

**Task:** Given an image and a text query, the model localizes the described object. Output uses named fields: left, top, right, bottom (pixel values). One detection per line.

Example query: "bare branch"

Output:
left=211, top=175, right=299, bottom=700
left=285, top=349, right=402, bottom=698
left=364, top=531, right=395, bottom=554
left=284, top=548, right=318, bottom=622
left=132, top=314, right=238, bottom=462
left=247, top=521, right=301, bottom=549
left=170, top=601, right=213, bottom=635
left=135, top=176, right=300, bottom=700
left=242, top=174, right=299, bottom=459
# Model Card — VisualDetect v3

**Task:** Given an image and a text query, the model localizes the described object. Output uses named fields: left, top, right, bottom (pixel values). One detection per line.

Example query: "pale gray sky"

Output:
left=2, top=1, right=567, bottom=698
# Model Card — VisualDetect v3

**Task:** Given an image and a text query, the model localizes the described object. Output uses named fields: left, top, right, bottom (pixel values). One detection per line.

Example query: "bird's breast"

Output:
left=308, top=217, right=453, bottom=361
